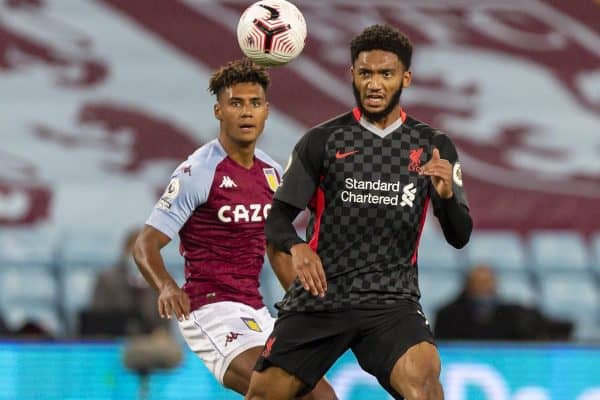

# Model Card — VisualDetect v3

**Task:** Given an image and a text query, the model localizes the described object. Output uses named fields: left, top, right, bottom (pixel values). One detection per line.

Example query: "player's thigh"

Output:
left=178, top=301, right=274, bottom=388
left=222, top=346, right=263, bottom=394
left=389, top=341, right=441, bottom=397
left=246, top=365, right=306, bottom=400
left=254, top=310, right=353, bottom=397
left=351, top=301, right=435, bottom=398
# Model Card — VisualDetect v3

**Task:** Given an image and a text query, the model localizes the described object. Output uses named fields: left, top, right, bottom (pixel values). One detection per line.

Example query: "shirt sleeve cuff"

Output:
left=145, top=210, right=181, bottom=239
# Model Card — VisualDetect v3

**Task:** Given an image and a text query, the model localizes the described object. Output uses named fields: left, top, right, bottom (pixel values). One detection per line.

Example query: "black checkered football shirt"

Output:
left=274, top=108, right=469, bottom=312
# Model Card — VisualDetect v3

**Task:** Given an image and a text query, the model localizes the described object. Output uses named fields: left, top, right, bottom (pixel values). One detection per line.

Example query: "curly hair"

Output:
left=350, top=24, right=413, bottom=69
left=208, top=58, right=270, bottom=97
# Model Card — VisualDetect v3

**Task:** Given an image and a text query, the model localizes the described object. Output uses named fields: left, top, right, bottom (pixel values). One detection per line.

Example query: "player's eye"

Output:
left=252, top=100, right=262, bottom=107
left=383, top=71, right=393, bottom=78
left=359, top=70, right=370, bottom=77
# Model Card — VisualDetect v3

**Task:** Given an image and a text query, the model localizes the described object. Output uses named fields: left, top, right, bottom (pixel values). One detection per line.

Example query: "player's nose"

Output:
left=367, top=77, right=383, bottom=90
left=240, top=107, right=253, bottom=117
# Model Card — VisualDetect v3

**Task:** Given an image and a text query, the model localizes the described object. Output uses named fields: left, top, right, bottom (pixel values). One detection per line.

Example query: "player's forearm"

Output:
left=435, top=194, right=472, bottom=248
left=132, top=230, right=177, bottom=292
left=266, top=242, right=296, bottom=290
left=264, top=199, right=304, bottom=253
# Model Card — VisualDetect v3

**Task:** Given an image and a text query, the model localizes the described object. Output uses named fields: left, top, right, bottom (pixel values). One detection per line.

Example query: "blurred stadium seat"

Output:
left=3, top=305, right=63, bottom=338
left=0, top=225, right=58, bottom=267
left=495, top=271, right=537, bottom=307
left=0, top=265, right=58, bottom=306
left=574, top=318, right=600, bottom=342
left=529, top=231, right=590, bottom=272
left=591, top=232, right=600, bottom=276
left=417, top=232, right=462, bottom=271
left=539, top=271, right=599, bottom=340
left=467, top=230, right=527, bottom=271
left=0, top=265, right=62, bottom=337
left=539, top=271, right=598, bottom=317
left=59, top=229, right=122, bottom=269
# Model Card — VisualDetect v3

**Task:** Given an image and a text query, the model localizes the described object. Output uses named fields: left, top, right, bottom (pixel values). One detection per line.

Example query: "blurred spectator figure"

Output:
left=84, top=228, right=182, bottom=398
left=434, top=264, right=572, bottom=341
left=87, top=228, right=167, bottom=336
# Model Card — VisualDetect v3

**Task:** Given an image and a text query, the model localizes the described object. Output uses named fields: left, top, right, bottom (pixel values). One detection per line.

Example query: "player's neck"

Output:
left=366, top=106, right=402, bottom=130
left=218, top=137, right=255, bottom=169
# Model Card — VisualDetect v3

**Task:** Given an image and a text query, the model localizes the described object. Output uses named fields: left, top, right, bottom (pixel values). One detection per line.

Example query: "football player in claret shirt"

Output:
left=133, top=59, right=336, bottom=399
left=246, top=25, right=473, bottom=400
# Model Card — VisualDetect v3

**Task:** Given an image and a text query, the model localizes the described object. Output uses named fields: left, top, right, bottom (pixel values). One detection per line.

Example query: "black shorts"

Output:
left=254, top=300, right=435, bottom=398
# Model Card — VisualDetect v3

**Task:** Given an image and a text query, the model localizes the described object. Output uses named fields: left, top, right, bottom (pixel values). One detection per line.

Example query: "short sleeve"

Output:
left=145, top=163, right=212, bottom=239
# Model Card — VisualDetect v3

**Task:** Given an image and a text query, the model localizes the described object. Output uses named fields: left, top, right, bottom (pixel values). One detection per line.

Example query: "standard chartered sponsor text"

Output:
left=342, top=178, right=401, bottom=205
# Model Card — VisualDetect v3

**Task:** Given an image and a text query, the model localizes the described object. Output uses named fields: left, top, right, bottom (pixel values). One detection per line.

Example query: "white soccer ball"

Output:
left=237, top=0, right=307, bottom=67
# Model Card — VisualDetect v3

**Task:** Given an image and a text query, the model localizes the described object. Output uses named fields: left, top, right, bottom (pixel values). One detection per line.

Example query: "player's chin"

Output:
left=362, top=102, right=388, bottom=114
left=234, top=130, right=260, bottom=144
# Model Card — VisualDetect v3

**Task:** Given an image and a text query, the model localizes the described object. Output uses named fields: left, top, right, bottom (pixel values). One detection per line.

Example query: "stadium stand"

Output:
left=466, top=230, right=528, bottom=272
left=530, top=230, right=590, bottom=272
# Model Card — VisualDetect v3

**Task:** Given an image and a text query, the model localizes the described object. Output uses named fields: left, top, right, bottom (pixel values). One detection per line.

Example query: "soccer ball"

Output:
left=236, top=0, right=307, bottom=67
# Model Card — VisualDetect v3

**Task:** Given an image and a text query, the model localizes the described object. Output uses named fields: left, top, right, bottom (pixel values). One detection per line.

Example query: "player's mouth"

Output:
left=364, top=94, right=385, bottom=107
left=239, top=124, right=256, bottom=133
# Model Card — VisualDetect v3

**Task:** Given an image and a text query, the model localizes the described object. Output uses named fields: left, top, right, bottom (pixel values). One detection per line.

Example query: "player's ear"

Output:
left=402, top=70, right=412, bottom=88
left=214, top=103, right=222, bottom=121
left=265, top=101, right=269, bottom=119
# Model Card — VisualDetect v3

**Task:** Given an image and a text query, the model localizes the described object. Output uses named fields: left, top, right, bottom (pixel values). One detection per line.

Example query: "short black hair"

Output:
left=350, top=24, right=412, bottom=69
left=208, top=58, right=270, bottom=97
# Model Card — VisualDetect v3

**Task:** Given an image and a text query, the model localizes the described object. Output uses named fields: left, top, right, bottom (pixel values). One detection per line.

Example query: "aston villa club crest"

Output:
left=262, top=168, right=280, bottom=192
left=241, top=317, right=262, bottom=332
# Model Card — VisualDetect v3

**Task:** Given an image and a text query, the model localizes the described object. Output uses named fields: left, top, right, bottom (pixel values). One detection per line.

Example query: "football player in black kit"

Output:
left=246, top=24, right=473, bottom=400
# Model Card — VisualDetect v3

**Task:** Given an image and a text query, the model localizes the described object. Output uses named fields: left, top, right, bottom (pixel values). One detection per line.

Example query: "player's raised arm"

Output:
left=133, top=226, right=190, bottom=321
left=421, top=135, right=473, bottom=248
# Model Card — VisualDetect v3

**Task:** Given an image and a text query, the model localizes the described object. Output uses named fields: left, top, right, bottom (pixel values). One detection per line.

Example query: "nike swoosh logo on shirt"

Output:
left=335, top=150, right=359, bottom=159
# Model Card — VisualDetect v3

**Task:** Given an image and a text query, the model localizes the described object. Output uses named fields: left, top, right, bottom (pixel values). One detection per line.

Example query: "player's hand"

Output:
left=420, top=148, right=453, bottom=199
left=157, top=280, right=190, bottom=321
left=290, top=243, right=327, bottom=298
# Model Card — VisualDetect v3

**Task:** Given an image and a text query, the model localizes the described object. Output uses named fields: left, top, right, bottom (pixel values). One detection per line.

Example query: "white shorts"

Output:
left=178, top=301, right=275, bottom=384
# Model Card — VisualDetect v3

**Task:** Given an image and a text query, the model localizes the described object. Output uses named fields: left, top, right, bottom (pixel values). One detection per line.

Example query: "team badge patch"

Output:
left=157, top=177, right=180, bottom=210
left=453, top=162, right=463, bottom=187
left=262, top=168, right=280, bottom=192
left=241, top=317, right=262, bottom=332
left=408, top=147, right=424, bottom=172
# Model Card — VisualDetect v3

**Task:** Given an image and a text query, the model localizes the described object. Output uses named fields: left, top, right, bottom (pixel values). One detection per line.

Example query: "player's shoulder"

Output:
left=254, top=147, right=283, bottom=174
left=172, top=139, right=227, bottom=179
left=309, top=110, right=356, bottom=134
left=255, top=149, right=283, bottom=177
left=404, top=115, right=455, bottom=146
left=405, top=115, right=460, bottom=160
left=184, top=139, right=228, bottom=170
left=298, top=110, right=356, bottom=146
left=404, top=115, right=443, bottom=137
